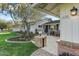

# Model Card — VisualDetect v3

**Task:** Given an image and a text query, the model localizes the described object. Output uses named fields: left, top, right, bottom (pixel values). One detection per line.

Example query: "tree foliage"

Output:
left=0, top=3, right=45, bottom=30
left=0, top=19, right=7, bottom=30
left=0, top=3, right=46, bottom=40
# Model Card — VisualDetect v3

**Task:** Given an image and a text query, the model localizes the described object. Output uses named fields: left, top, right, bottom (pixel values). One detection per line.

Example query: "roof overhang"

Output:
left=33, top=3, right=61, bottom=17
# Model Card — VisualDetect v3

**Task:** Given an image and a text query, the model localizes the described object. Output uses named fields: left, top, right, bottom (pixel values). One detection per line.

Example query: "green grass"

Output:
left=0, top=32, right=38, bottom=56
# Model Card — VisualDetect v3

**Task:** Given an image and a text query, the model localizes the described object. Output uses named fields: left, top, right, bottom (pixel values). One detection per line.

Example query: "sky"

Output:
left=44, top=14, right=59, bottom=21
left=0, top=13, right=12, bottom=21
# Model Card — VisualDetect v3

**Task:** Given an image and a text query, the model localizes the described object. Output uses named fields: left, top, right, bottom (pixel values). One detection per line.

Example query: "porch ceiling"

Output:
left=33, top=3, right=61, bottom=17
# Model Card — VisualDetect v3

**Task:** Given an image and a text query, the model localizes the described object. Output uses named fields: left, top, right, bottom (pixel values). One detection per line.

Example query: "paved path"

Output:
left=31, top=36, right=60, bottom=56
left=42, top=36, right=59, bottom=55
left=31, top=49, right=53, bottom=56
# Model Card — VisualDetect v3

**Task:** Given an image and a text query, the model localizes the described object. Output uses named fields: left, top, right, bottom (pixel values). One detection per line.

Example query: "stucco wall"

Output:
left=60, top=3, right=79, bottom=43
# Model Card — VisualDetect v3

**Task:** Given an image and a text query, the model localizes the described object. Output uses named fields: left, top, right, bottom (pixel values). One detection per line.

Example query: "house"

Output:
left=32, top=3, right=79, bottom=56
left=30, top=18, right=52, bottom=33
left=42, top=20, right=60, bottom=36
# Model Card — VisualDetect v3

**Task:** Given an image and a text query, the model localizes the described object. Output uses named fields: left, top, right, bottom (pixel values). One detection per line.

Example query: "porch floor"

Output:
left=32, top=36, right=60, bottom=56
left=31, top=49, right=53, bottom=56
left=42, top=36, right=60, bottom=55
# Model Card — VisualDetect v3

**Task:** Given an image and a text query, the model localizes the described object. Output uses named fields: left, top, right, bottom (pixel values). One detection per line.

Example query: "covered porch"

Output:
left=32, top=3, right=60, bottom=55
left=32, top=3, right=79, bottom=56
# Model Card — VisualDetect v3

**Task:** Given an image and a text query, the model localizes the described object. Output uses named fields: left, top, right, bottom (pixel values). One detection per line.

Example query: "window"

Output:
left=38, top=25, right=42, bottom=28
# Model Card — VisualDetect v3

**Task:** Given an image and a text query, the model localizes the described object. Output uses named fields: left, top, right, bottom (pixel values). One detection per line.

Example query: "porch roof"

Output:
left=42, top=20, right=60, bottom=25
left=33, top=3, right=61, bottom=17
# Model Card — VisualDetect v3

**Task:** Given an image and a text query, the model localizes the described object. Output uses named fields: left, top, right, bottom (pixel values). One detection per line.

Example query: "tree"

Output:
left=6, top=21, right=15, bottom=30
left=0, top=3, right=45, bottom=40
left=0, top=19, right=7, bottom=31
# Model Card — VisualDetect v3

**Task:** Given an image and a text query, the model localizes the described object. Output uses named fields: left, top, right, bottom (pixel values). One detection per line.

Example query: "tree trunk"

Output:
left=22, top=18, right=31, bottom=40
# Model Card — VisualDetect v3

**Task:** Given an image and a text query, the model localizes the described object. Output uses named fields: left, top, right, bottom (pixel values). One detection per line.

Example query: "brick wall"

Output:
left=57, top=40, right=79, bottom=56
left=33, top=35, right=47, bottom=48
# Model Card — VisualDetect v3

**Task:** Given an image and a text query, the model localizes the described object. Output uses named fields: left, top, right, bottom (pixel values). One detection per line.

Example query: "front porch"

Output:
left=32, top=36, right=59, bottom=56
left=42, top=36, right=59, bottom=55
left=32, top=3, right=79, bottom=56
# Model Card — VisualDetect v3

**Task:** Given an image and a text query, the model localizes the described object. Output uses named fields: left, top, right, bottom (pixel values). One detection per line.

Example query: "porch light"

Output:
left=70, top=6, right=78, bottom=16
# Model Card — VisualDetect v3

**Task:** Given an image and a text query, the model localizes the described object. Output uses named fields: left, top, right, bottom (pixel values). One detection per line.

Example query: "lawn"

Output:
left=0, top=32, right=38, bottom=56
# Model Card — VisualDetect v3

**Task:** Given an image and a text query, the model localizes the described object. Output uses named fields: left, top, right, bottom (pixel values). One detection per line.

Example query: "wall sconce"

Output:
left=70, top=6, right=78, bottom=16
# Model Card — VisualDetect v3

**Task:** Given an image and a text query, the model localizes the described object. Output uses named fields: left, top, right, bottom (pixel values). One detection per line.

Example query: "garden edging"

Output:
left=5, top=39, right=31, bottom=43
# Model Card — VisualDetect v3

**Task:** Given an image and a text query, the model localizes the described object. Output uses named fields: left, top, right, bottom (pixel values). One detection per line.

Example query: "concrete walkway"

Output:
left=31, top=36, right=60, bottom=56
left=42, top=36, right=59, bottom=55
left=31, top=49, right=53, bottom=56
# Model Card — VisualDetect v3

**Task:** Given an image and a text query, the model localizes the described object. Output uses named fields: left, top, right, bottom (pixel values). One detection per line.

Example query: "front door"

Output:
left=44, top=25, right=48, bottom=33
left=44, top=25, right=51, bottom=34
